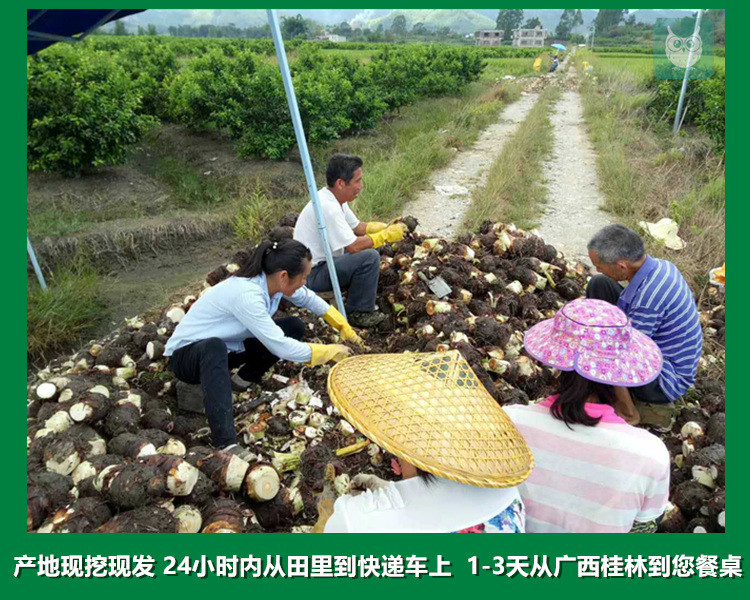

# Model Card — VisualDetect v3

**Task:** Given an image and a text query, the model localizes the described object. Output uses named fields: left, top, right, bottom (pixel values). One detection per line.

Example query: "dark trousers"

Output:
left=168, top=317, right=305, bottom=446
left=306, top=248, right=380, bottom=313
left=586, top=275, right=671, bottom=404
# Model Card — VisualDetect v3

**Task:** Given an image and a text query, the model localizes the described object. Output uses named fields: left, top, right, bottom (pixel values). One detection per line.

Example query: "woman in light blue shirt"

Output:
left=166, top=238, right=362, bottom=451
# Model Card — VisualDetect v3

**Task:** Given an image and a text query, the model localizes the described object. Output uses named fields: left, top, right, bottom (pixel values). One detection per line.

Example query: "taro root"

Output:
left=172, top=413, right=209, bottom=438
left=95, top=345, right=127, bottom=368
left=252, top=485, right=304, bottom=530
left=510, top=266, right=537, bottom=288
left=555, top=279, right=582, bottom=301
left=186, top=447, right=249, bottom=492
left=98, top=506, right=178, bottom=533
left=104, top=403, right=142, bottom=438
left=658, top=502, right=684, bottom=533
left=672, top=480, right=712, bottom=517
left=38, top=402, right=74, bottom=432
left=35, top=381, right=59, bottom=402
left=245, top=464, right=281, bottom=502
left=202, top=498, right=246, bottom=533
left=132, top=323, right=159, bottom=350
left=400, top=216, right=419, bottom=232
left=174, top=504, right=203, bottom=533
left=146, top=340, right=166, bottom=360
left=277, top=212, right=298, bottom=228
left=707, top=412, right=725, bottom=444
left=182, top=470, right=218, bottom=507
left=69, top=393, right=112, bottom=425
left=266, top=416, right=291, bottom=441
left=706, top=489, right=725, bottom=529
left=27, top=472, right=75, bottom=531
left=141, top=404, right=175, bottom=433
left=107, top=433, right=157, bottom=459
left=139, top=428, right=172, bottom=449
left=206, top=265, right=230, bottom=286
left=95, top=456, right=199, bottom=509
left=31, top=428, right=103, bottom=476
left=73, top=454, right=124, bottom=497
left=158, top=438, right=187, bottom=457
left=300, top=444, right=337, bottom=490
left=686, top=517, right=713, bottom=533
left=37, top=497, right=112, bottom=533
left=541, top=244, right=558, bottom=262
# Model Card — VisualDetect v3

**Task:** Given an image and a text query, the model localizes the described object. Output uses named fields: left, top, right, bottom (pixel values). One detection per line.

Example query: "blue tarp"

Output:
left=27, top=9, right=145, bottom=55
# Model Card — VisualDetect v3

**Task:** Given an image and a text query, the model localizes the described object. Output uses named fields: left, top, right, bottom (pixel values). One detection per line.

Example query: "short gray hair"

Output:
left=587, top=225, right=645, bottom=263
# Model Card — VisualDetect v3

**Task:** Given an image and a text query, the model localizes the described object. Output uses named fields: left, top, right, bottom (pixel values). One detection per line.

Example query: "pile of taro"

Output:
left=26, top=216, right=725, bottom=533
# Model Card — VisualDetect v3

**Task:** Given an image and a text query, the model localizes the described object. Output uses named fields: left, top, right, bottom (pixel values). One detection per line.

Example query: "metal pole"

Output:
left=673, top=10, right=703, bottom=135
left=27, top=235, right=48, bottom=291
left=266, top=9, right=347, bottom=318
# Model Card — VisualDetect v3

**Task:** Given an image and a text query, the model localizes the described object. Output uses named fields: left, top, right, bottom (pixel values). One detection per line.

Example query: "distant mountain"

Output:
left=114, top=8, right=700, bottom=35
left=115, top=9, right=382, bottom=32
left=351, top=9, right=496, bottom=34
left=472, top=9, right=696, bottom=33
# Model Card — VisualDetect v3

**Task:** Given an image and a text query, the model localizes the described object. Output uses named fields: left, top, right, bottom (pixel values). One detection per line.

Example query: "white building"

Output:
left=511, top=25, right=548, bottom=47
left=474, top=29, right=504, bottom=46
left=315, top=34, right=346, bottom=43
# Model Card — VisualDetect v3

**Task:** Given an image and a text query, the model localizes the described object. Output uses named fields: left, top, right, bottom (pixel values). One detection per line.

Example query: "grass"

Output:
left=462, top=86, right=560, bottom=232
left=27, top=255, right=109, bottom=365
left=594, top=53, right=726, bottom=86
left=574, top=49, right=725, bottom=292
left=27, top=194, right=151, bottom=237
left=314, top=78, right=522, bottom=221
left=481, top=57, right=539, bottom=81
left=154, top=155, right=230, bottom=209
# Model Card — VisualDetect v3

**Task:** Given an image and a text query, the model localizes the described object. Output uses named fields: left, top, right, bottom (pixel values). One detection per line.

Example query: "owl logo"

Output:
left=666, top=25, right=702, bottom=69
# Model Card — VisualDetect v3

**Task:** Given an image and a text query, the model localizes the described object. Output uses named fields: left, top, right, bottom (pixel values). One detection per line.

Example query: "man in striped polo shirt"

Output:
left=586, top=224, right=703, bottom=429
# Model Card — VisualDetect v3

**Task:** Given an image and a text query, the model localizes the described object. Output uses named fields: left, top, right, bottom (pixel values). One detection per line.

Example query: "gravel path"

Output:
left=536, top=68, right=613, bottom=267
left=402, top=92, right=540, bottom=240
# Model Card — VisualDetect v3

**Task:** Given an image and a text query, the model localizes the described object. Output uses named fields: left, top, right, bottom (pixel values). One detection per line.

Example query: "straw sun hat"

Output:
left=327, top=350, right=533, bottom=488
left=524, top=298, right=663, bottom=386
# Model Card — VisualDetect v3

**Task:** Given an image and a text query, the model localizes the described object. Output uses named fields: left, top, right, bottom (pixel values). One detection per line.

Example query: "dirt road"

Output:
left=536, top=67, right=612, bottom=266
left=402, top=92, right=540, bottom=239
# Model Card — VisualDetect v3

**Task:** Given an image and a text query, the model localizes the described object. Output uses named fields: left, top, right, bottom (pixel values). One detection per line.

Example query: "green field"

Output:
left=594, top=52, right=725, bottom=84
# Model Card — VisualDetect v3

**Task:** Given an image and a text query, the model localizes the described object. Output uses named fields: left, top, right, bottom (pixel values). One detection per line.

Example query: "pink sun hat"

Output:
left=524, top=298, right=663, bottom=387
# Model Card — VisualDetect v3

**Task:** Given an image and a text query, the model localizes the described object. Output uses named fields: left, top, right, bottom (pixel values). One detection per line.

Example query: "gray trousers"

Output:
left=307, top=248, right=380, bottom=312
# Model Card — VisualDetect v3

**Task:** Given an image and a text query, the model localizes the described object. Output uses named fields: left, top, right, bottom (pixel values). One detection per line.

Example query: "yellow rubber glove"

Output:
left=306, top=343, right=351, bottom=366
left=365, top=221, right=388, bottom=234
left=367, top=222, right=408, bottom=248
left=323, top=306, right=364, bottom=347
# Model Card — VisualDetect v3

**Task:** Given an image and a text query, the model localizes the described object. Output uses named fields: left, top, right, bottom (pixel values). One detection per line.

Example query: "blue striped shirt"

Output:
left=617, top=256, right=702, bottom=401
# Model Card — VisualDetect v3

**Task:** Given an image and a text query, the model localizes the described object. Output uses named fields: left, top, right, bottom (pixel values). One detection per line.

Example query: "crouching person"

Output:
left=165, top=238, right=363, bottom=454
left=317, top=351, right=530, bottom=533
left=504, top=299, right=671, bottom=533
left=293, top=153, right=407, bottom=328
left=586, top=224, right=703, bottom=429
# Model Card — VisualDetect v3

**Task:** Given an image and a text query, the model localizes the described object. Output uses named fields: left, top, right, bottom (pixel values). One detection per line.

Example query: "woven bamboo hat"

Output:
left=327, top=350, right=533, bottom=488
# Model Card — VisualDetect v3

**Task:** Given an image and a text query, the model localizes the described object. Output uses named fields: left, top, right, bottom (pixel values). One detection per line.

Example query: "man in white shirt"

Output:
left=294, top=154, right=407, bottom=328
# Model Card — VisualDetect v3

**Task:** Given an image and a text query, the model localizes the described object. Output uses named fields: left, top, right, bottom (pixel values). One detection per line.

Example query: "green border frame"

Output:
left=12, top=3, right=743, bottom=593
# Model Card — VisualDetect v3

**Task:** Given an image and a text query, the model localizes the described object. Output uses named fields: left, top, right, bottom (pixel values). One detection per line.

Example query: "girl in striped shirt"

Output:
left=504, top=299, right=671, bottom=533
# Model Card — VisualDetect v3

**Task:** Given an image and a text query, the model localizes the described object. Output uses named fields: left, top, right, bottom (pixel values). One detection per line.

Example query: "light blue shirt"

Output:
left=164, top=272, right=329, bottom=363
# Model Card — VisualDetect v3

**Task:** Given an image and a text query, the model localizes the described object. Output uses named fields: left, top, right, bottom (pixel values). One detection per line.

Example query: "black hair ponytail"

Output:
left=551, top=370, right=617, bottom=429
left=236, top=237, right=312, bottom=279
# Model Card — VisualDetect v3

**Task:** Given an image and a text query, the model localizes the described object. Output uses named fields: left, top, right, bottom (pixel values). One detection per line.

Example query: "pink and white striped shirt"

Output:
left=503, top=397, right=670, bottom=533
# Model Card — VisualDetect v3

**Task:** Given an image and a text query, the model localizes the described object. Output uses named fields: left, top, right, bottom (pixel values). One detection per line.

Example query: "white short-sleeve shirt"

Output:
left=294, top=187, right=360, bottom=266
